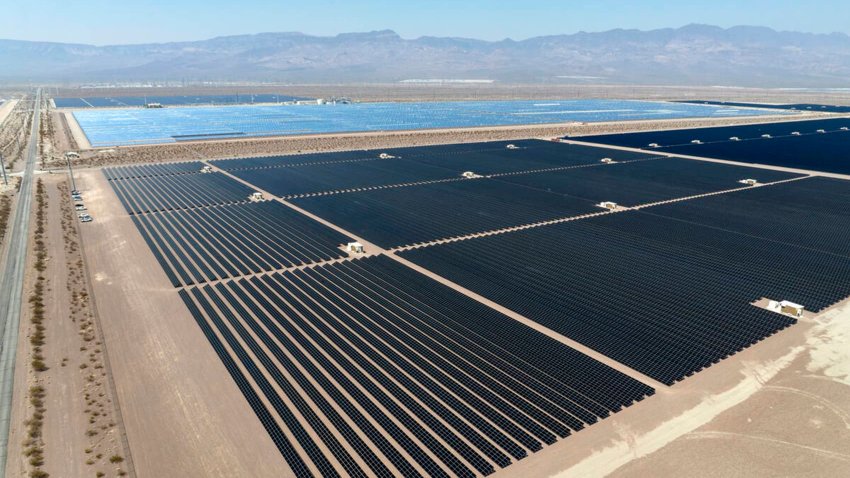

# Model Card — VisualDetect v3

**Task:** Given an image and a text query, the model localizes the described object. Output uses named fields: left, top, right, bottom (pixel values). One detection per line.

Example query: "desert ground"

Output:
left=50, top=84, right=850, bottom=105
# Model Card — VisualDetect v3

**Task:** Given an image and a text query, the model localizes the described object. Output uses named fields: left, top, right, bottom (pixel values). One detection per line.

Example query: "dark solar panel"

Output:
left=126, top=201, right=351, bottom=285
left=646, top=176, right=850, bottom=258
left=397, top=209, right=838, bottom=385
left=497, top=157, right=801, bottom=207
left=292, top=178, right=600, bottom=248
left=107, top=171, right=256, bottom=214
left=180, top=256, right=652, bottom=476
left=574, top=119, right=850, bottom=174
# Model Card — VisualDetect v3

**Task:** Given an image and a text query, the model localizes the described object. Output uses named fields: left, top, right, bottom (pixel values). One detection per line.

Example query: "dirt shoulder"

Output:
left=59, top=112, right=825, bottom=169
left=5, top=175, right=132, bottom=478
left=52, top=84, right=850, bottom=105
left=73, top=169, right=287, bottom=477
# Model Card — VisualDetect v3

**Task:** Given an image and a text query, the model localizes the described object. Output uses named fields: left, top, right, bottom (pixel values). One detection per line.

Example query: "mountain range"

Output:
left=2, top=24, right=850, bottom=86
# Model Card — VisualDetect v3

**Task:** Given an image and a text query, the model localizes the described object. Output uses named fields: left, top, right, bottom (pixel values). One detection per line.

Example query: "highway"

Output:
left=0, top=88, right=41, bottom=475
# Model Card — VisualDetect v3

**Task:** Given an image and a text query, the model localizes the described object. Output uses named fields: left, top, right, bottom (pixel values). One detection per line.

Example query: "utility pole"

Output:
left=0, top=154, right=7, bottom=186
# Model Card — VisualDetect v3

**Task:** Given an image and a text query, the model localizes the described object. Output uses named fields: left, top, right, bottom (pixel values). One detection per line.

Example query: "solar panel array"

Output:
left=220, top=140, right=665, bottom=198
left=213, top=140, right=657, bottom=175
left=103, top=161, right=205, bottom=180
left=106, top=169, right=257, bottom=214
left=54, top=94, right=309, bottom=108
left=226, top=157, right=455, bottom=198
left=131, top=201, right=353, bottom=286
left=292, top=178, right=601, bottom=248
left=291, top=156, right=802, bottom=249
left=180, top=255, right=653, bottom=477
left=674, top=100, right=850, bottom=114
left=497, top=157, right=802, bottom=207
left=576, top=119, right=850, bottom=174
left=73, top=99, right=784, bottom=147
left=646, top=176, right=850, bottom=258
left=100, top=136, right=850, bottom=476
left=397, top=205, right=850, bottom=384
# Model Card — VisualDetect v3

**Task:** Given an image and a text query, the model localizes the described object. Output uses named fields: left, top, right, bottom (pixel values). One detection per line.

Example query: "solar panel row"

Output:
left=180, top=255, right=653, bottom=477
left=107, top=171, right=256, bottom=214
left=130, top=201, right=352, bottom=286
left=103, top=161, right=204, bottom=180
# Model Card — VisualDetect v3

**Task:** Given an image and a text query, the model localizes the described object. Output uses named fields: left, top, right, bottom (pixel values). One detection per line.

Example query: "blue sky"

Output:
left=3, top=0, right=849, bottom=45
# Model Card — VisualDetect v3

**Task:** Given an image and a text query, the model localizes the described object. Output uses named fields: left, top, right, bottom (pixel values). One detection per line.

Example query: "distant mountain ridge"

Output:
left=2, top=24, right=850, bottom=86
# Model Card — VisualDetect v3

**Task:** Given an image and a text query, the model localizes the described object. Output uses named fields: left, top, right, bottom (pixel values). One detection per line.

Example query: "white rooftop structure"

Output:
left=729, top=136, right=741, bottom=141
left=249, top=192, right=264, bottom=202
left=600, top=158, right=615, bottom=164
left=690, top=139, right=703, bottom=144
left=346, top=242, right=365, bottom=253
left=378, top=153, right=396, bottom=159
left=791, top=131, right=801, bottom=136
left=767, top=300, right=804, bottom=317
left=598, top=201, right=618, bottom=210
left=200, top=165, right=213, bottom=173
left=761, top=134, right=772, bottom=139
left=505, top=144, right=519, bottom=150
left=461, top=171, right=482, bottom=179
left=738, top=178, right=758, bottom=186
left=648, top=143, right=660, bottom=148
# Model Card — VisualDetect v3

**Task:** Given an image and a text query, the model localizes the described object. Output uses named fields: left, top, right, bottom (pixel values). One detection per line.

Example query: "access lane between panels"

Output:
left=179, top=255, right=653, bottom=477
left=397, top=208, right=850, bottom=385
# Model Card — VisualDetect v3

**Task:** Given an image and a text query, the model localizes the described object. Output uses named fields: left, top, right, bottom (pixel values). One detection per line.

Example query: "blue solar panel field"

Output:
left=72, top=99, right=787, bottom=147
left=54, top=93, right=309, bottom=108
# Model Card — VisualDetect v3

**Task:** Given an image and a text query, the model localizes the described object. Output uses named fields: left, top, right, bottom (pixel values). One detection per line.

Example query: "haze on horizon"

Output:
left=2, top=0, right=849, bottom=45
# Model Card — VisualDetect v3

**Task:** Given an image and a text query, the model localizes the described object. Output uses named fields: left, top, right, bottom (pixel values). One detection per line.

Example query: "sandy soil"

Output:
left=5, top=176, right=131, bottom=478
left=73, top=169, right=287, bottom=478
left=57, top=112, right=826, bottom=169
left=52, top=84, right=850, bottom=105
left=0, top=100, right=19, bottom=126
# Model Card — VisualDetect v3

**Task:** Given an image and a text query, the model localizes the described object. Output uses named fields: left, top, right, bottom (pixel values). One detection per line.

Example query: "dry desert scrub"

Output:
left=56, top=180, right=129, bottom=476
left=0, top=192, right=12, bottom=245
left=23, top=179, right=49, bottom=478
